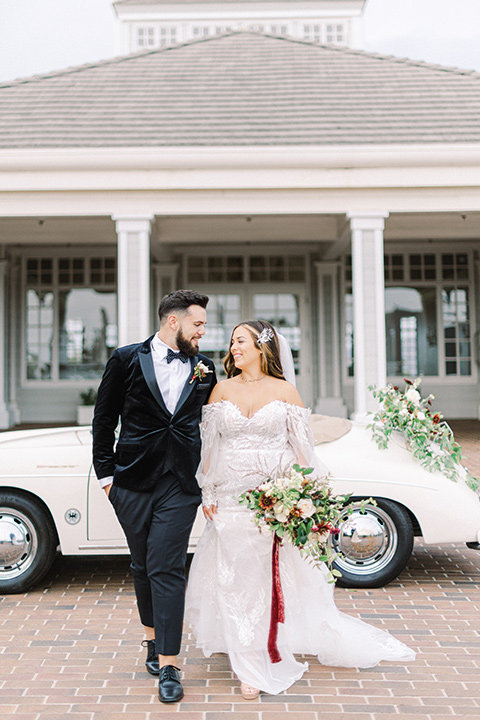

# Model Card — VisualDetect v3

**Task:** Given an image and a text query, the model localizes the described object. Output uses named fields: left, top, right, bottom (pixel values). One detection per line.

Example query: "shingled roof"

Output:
left=0, top=31, right=479, bottom=148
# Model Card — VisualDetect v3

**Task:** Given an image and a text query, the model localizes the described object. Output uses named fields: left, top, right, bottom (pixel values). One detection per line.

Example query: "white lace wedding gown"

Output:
left=185, top=400, right=415, bottom=694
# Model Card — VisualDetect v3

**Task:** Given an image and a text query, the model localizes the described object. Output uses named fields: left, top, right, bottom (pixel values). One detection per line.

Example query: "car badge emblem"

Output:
left=65, top=509, right=81, bottom=525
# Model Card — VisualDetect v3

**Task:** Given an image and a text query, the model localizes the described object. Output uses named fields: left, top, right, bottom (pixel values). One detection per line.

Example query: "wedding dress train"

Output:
left=185, top=400, right=415, bottom=694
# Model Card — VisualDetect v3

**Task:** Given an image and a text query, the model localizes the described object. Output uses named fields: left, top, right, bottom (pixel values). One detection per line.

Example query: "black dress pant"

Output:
left=109, top=473, right=201, bottom=655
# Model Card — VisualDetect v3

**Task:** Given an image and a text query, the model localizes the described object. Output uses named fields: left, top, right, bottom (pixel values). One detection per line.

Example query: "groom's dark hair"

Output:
left=158, top=289, right=209, bottom=325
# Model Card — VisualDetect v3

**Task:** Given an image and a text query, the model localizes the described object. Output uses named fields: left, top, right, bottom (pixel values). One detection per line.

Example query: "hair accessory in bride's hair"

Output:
left=257, top=327, right=274, bottom=345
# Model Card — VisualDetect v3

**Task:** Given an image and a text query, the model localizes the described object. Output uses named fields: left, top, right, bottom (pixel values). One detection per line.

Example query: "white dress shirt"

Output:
left=151, top=333, right=192, bottom=413
left=98, top=334, right=192, bottom=488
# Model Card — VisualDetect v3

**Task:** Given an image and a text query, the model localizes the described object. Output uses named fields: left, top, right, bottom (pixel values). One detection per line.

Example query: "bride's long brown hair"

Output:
left=223, top=320, right=285, bottom=380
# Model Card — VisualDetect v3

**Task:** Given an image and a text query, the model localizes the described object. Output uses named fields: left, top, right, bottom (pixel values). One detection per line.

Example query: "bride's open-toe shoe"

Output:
left=240, top=682, right=260, bottom=700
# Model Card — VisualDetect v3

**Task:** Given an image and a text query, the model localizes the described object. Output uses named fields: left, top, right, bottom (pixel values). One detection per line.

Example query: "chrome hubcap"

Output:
left=0, top=508, right=38, bottom=579
left=330, top=504, right=398, bottom=576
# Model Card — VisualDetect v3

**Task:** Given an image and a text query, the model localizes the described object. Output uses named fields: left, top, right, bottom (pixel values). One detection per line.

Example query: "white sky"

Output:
left=0, top=0, right=479, bottom=82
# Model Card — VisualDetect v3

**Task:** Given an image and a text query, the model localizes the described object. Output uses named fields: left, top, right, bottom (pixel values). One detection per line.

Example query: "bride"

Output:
left=185, top=320, right=415, bottom=699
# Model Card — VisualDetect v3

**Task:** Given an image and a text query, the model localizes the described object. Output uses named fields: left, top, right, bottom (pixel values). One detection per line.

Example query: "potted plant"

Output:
left=76, top=388, right=97, bottom=425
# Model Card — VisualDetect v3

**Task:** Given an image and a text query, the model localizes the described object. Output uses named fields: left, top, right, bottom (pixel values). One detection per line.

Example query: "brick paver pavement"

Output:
left=449, top=420, right=480, bottom=478
left=2, top=543, right=480, bottom=720
left=1, top=422, right=480, bottom=720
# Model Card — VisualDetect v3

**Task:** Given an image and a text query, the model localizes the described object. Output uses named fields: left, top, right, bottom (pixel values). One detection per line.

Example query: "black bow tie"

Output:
left=166, top=348, right=189, bottom=364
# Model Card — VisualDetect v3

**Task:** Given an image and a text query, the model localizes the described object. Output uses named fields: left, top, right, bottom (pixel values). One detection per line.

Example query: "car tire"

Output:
left=330, top=498, right=414, bottom=589
left=0, top=491, right=58, bottom=593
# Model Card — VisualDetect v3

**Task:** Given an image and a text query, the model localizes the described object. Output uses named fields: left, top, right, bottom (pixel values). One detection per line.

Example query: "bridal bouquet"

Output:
left=239, top=464, right=360, bottom=583
left=239, top=464, right=371, bottom=664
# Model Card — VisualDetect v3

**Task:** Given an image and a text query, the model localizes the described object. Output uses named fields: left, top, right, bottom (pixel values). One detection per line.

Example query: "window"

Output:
left=136, top=26, right=157, bottom=49
left=186, top=254, right=306, bottom=284
left=26, top=290, right=54, bottom=380
left=384, top=254, right=405, bottom=281
left=304, top=23, right=345, bottom=44
left=134, top=25, right=177, bottom=50
left=385, top=287, right=438, bottom=376
left=269, top=25, right=288, bottom=35
left=344, top=290, right=354, bottom=377
left=192, top=26, right=211, bottom=37
left=303, top=24, right=322, bottom=42
left=199, top=294, right=241, bottom=374
left=326, top=24, right=344, bottom=44
left=344, top=251, right=474, bottom=379
left=25, top=256, right=117, bottom=382
left=253, top=293, right=301, bottom=374
left=442, top=287, right=471, bottom=376
left=248, top=256, right=305, bottom=282
left=409, top=253, right=436, bottom=281
left=441, top=252, right=469, bottom=281
left=187, top=256, right=244, bottom=283
left=159, top=26, right=177, bottom=47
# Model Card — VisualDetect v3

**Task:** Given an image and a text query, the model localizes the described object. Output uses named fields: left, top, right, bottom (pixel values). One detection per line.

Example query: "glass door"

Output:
left=250, top=291, right=307, bottom=399
left=199, top=293, right=242, bottom=376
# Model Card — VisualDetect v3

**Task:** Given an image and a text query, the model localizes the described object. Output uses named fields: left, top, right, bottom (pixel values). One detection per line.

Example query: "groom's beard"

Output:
left=176, top=328, right=199, bottom=357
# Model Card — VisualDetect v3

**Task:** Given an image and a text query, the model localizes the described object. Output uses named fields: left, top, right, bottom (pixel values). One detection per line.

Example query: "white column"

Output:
left=314, top=261, right=347, bottom=417
left=0, top=258, right=11, bottom=427
left=349, top=213, right=389, bottom=422
left=8, top=256, right=20, bottom=424
left=113, top=215, right=153, bottom=347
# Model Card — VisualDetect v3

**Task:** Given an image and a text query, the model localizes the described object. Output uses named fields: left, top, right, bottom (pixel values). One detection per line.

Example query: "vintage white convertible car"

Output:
left=1, top=418, right=479, bottom=594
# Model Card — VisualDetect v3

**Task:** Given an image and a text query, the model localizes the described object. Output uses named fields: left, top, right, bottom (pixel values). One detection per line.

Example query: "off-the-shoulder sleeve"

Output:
left=286, top=404, right=330, bottom=478
left=196, top=403, right=222, bottom=506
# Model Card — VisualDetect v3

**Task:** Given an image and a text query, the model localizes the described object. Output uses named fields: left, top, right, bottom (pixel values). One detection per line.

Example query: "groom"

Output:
left=92, top=289, right=216, bottom=703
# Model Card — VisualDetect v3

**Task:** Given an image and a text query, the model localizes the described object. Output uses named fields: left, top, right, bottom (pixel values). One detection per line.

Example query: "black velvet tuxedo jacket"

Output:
left=92, top=336, right=217, bottom=494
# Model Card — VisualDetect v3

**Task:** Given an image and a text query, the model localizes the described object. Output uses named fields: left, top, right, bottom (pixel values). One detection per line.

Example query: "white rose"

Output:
left=399, top=408, right=408, bottom=418
left=273, top=501, right=289, bottom=523
left=417, top=411, right=425, bottom=421
left=196, top=361, right=211, bottom=373
left=405, top=389, right=420, bottom=405
left=297, top=498, right=316, bottom=518
left=260, top=524, right=272, bottom=536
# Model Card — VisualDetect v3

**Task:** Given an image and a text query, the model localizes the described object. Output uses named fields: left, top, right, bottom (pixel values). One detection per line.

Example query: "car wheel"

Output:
left=0, top=491, right=58, bottom=593
left=330, top=498, right=414, bottom=589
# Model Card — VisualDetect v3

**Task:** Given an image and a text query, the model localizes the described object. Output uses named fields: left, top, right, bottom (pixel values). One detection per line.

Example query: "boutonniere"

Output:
left=189, top=360, right=213, bottom=384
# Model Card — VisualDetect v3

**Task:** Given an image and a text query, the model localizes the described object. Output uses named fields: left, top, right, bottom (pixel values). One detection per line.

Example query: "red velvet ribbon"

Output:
left=267, top=533, right=285, bottom=664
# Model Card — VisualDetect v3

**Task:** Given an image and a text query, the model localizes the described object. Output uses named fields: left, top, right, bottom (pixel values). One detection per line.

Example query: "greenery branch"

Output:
left=368, top=378, right=479, bottom=493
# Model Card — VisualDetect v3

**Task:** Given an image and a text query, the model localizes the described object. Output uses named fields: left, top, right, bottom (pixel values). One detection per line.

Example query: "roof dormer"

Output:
left=112, top=1, right=367, bottom=54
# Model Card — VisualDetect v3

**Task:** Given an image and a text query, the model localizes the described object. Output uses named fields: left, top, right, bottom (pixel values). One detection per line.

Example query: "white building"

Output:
left=113, top=0, right=365, bottom=53
left=0, top=1, right=480, bottom=427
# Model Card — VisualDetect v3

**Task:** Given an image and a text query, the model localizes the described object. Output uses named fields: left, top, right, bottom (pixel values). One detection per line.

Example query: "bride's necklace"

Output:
left=240, top=374, right=266, bottom=383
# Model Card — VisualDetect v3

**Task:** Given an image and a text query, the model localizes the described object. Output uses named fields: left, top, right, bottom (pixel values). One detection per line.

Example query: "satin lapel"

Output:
left=173, top=355, right=198, bottom=415
left=138, top=344, right=170, bottom=416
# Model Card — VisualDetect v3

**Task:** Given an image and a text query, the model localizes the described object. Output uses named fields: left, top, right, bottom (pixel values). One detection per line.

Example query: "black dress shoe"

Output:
left=158, top=665, right=184, bottom=703
left=141, top=639, right=159, bottom=676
